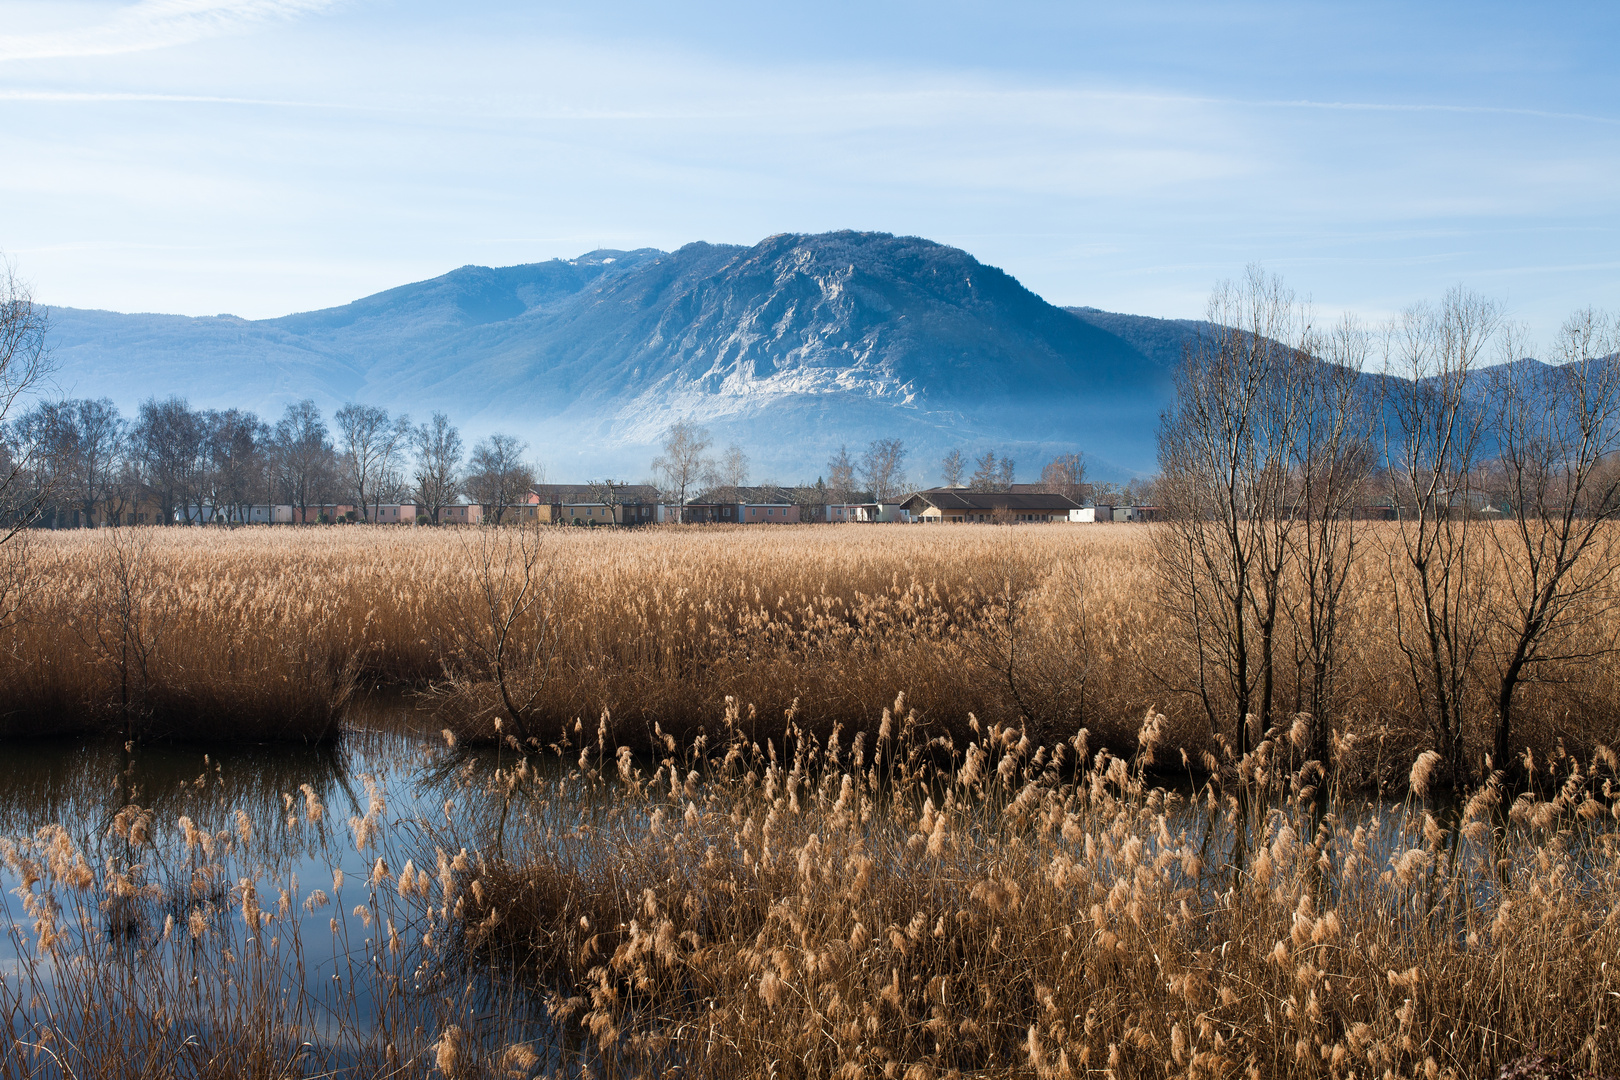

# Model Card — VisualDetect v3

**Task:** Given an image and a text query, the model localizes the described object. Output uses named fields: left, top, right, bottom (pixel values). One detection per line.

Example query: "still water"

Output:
left=0, top=693, right=561, bottom=1072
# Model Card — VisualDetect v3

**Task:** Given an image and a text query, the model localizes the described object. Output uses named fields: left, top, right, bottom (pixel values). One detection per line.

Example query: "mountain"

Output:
left=1065, top=307, right=1210, bottom=373
left=45, top=232, right=1193, bottom=482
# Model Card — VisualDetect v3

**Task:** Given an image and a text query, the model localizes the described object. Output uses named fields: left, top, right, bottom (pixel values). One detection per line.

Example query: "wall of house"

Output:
left=741, top=504, right=799, bottom=523
left=363, top=504, right=420, bottom=524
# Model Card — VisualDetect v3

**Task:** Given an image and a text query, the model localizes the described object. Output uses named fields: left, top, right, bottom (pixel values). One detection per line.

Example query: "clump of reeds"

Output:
left=442, top=697, right=1620, bottom=1079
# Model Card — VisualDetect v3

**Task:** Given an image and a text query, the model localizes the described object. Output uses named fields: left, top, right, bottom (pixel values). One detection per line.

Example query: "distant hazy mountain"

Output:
left=46, top=232, right=1200, bottom=482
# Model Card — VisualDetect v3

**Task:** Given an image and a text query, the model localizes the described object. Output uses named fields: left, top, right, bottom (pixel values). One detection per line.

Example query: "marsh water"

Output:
left=0, top=692, right=565, bottom=1070
left=3, top=692, right=1608, bottom=1076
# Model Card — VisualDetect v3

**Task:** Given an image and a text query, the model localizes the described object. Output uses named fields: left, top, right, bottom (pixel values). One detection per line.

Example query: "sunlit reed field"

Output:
left=2, top=523, right=1617, bottom=784
left=4, top=709, right=1618, bottom=1078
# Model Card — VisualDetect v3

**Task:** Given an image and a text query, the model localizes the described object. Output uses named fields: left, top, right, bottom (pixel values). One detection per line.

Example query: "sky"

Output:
left=1, top=0, right=1618, bottom=340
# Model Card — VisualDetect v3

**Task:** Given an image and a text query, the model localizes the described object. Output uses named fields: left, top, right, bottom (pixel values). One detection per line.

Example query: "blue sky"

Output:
left=2, top=0, right=1617, bottom=338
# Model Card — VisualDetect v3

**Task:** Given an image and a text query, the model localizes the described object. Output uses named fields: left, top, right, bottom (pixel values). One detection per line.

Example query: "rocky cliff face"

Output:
left=46, top=232, right=1189, bottom=480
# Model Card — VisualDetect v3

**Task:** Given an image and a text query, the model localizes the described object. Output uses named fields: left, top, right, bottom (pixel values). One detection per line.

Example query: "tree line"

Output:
left=1155, top=267, right=1620, bottom=796
left=1, top=394, right=539, bottom=527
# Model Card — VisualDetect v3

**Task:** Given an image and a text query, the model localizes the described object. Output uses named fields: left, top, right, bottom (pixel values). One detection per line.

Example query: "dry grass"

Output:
left=1, top=523, right=1616, bottom=776
left=5, top=705, right=1617, bottom=1078
left=450, top=704, right=1620, bottom=1078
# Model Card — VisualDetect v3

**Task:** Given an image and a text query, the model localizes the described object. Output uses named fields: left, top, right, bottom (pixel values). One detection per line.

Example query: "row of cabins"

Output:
left=45, top=485, right=1163, bottom=529
left=174, top=503, right=476, bottom=525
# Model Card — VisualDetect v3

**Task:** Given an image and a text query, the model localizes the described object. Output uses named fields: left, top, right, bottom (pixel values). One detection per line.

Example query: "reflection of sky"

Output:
left=0, top=717, right=462, bottom=1058
left=0, top=2, right=1617, bottom=339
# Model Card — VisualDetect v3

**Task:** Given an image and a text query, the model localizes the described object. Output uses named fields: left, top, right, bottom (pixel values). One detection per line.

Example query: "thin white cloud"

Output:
left=0, top=88, right=345, bottom=108
left=0, top=0, right=340, bottom=62
left=1248, top=96, right=1620, bottom=127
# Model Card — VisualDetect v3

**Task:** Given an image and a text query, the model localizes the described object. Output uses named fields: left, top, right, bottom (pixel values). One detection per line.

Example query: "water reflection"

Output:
left=0, top=695, right=476, bottom=1071
left=0, top=738, right=354, bottom=856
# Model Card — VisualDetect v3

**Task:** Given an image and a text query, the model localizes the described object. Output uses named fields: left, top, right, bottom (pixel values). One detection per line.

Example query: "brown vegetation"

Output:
left=1, top=523, right=1617, bottom=781
left=455, top=706, right=1620, bottom=1078
left=5, top=706, right=1618, bottom=1078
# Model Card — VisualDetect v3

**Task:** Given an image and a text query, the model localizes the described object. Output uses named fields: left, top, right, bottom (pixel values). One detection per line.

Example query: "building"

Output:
left=740, top=503, right=800, bottom=523
left=683, top=486, right=800, bottom=524
left=825, top=502, right=908, bottom=523
left=682, top=501, right=739, bottom=523
left=437, top=503, right=483, bottom=525
left=900, top=488, right=1082, bottom=523
left=365, top=503, right=420, bottom=524
left=51, top=496, right=169, bottom=527
left=289, top=504, right=357, bottom=524
left=527, top=484, right=663, bottom=526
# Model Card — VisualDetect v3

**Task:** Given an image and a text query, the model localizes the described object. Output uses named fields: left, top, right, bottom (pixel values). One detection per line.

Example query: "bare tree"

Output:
left=1485, top=309, right=1620, bottom=775
left=1040, top=452, right=1086, bottom=502
left=997, top=455, right=1016, bottom=492
left=466, top=433, right=535, bottom=524
left=651, top=420, right=713, bottom=522
left=0, top=256, right=52, bottom=543
left=71, top=399, right=125, bottom=527
left=967, top=539, right=1098, bottom=740
left=1123, top=476, right=1157, bottom=506
left=101, top=452, right=148, bottom=528
left=940, top=448, right=966, bottom=487
left=203, top=408, right=268, bottom=524
left=375, top=464, right=412, bottom=507
left=792, top=479, right=829, bottom=523
left=442, top=523, right=559, bottom=745
left=274, top=400, right=335, bottom=525
left=860, top=437, right=907, bottom=502
left=1155, top=267, right=1310, bottom=768
left=827, top=445, right=857, bottom=505
left=133, top=397, right=202, bottom=525
left=17, top=398, right=127, bottom=528
left=969, top=450, right=999, bottom=492
left=412, top=412, right=463, bottom=522
left=1382, top=287, right=1499, bottom=793
left=1088, top=480, right=1121, bottom=505
left=81, top=527, right=166, bottom=743
left=334, top=402, right=410, bottom=521
left=16, top=400, right=77, bottom=527
left=709, top=444, right=749, bottom=500
left=589, top=478, right=631, bottom=525
left=1286, top=315, right=1374, bottom=794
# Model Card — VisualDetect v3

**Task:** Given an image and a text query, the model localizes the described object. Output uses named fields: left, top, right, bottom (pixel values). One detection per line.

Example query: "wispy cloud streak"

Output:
left=0, top=1, right=340, bottom=62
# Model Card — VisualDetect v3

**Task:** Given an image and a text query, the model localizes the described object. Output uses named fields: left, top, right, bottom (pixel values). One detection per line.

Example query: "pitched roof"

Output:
left=902, top=487, right=1082, bottom=512
left=531, top=483, right=661, bottom=503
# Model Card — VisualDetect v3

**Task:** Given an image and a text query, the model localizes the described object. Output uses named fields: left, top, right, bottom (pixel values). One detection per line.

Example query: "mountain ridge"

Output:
left=44, top=232, right=1192, bottom=481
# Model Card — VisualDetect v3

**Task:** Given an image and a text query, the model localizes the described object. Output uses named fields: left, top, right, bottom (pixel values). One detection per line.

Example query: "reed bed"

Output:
left=4, top=705, right=1617, bottom=1078
left=1, top=524, right=1616, bottom=779
left=449, top=704, right=1620, bottom=1078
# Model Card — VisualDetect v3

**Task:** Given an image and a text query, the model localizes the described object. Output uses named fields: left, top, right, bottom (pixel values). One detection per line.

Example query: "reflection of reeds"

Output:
left=1, top=755, right=545, bottom=1079
left=3, top=704, right=1617, bottom=1078
left=3, top=524, right=1617, bottom=768
left=0, top=736, right=355, bottom=864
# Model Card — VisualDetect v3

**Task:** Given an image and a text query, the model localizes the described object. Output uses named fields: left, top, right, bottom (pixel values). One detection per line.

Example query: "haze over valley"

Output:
left=47, top=231, right=1201, bottom=481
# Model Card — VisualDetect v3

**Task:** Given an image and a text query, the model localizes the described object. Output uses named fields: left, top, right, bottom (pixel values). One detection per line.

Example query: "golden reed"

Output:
left=1, top=523, right=1615, bottom=783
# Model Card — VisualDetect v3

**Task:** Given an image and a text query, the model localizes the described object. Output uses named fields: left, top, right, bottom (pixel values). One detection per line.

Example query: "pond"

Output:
left=0, top=693, right=575, bottom=1076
